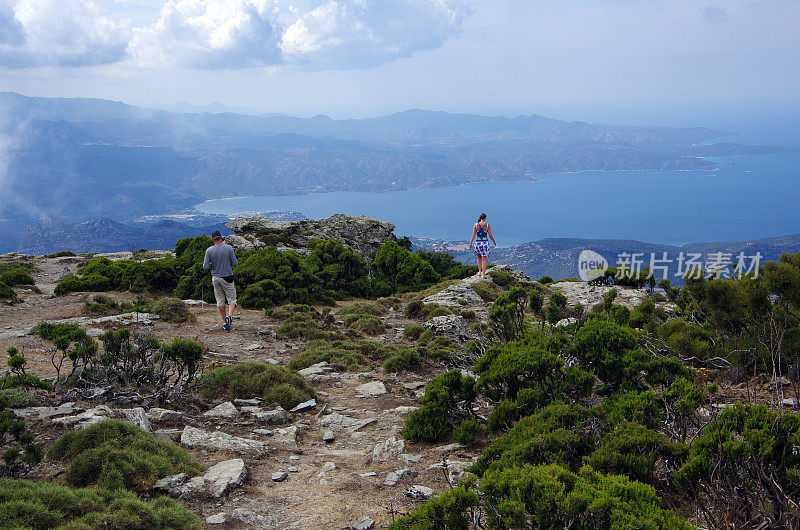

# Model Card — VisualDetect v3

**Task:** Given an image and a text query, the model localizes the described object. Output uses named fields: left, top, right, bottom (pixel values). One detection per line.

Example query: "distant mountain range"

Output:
left=15, top=217, right=231, bottom=255
left=2, top=91, right=795, bottom=230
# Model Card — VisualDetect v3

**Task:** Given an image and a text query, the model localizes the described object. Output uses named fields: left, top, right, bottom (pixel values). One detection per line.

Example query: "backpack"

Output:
left=476, top=222, right=488, bottom=239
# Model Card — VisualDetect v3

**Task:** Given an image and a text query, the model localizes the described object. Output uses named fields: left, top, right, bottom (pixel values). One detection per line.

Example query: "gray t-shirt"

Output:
left=203, top=243, right=238, bottom=277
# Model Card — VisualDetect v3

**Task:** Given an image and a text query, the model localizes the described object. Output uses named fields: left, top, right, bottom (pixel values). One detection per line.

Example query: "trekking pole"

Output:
left=200, top=285, right=204, bottom=314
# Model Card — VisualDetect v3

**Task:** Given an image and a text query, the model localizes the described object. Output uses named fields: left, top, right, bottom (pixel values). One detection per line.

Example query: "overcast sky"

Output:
left=0, top=0, right=798, bottom=125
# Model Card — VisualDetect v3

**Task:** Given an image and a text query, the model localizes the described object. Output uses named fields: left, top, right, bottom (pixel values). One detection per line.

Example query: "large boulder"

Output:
left=226, top=214, right=396, bottom=260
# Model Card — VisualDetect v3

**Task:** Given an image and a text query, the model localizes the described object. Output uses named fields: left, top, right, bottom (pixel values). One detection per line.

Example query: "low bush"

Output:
left=347, top=315, right=385, bottom=335
left=454, top=418, right=483, bottom=445
left=417, top=328, right=435, bottom=345
left=0, top=269, right=34, bottom=286
left=2, top=346, right=51, bottom=391
left=200, top=362, right=314, bottom=409
left=47, top=420, right=203, bottom=491
left=0, top=394, right=42, bottom=475
left=401, top=370, right=478, bottom=443
left=84, top=293, right=119, bottom=313
left=0, top=388, right=38, bottom=408
left=487, top=268, right=516, bottom=287
left=539, top=275, right=554, bottom=284
left=339, top=302, right=387, bottom=317
left=0, top=282, right=16, bottom=300
left=275, top=314, right=338, bottom=340
left=402, top=323, right=425, bottom=340
left=372, top=241, right=441, bottom=293
left=389, top=479, right=480, bottom=529
left=266, top=303, right=318, bottom=320
left=383, top=347, right=421, bottom=372
left=45, top=250, right=76, bottom=258
left=151, top=297, right=194, bottom=323
left=471, top=280, right=502, bottom=301
left=289, top=340, right=394, bottom=372
left=0, top=478, right=201, bottom=529
left=238, top=279, right=286, bottom=309
left=479, top=464, right=692, bottom=529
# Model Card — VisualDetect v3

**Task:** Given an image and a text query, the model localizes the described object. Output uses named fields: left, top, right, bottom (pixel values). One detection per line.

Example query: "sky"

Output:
left=0, top=0, right=798, bottom=126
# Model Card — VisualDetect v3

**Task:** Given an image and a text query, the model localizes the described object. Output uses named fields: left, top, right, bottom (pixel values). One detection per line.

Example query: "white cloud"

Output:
left=128, top=0, right=283, bottom=68
left=0, top=0, right=130, bottom=68
left=280, top=0, right=474, bottom=68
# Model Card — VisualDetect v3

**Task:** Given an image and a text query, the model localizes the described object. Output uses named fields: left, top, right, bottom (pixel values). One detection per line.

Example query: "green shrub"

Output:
left=405, top=299, right=424, bottom=317
left=389, top=479, right=480, bottom=529
left=539, top=275, right=554, bottom=284
left=0, top=282, right=15, bottom=300
left=0, top=388, right=38, bottom=408
left=584, top=421, right=687, bottom=484
left=339, top=302, right=387, bottom=317
left=403, top=323, right=425, bottom=340
left=417, top=328, right=435, bottom=345
left=416, top=250, right=478, bottom=280
left=45, top=250, right=76, bottom=258
left=475, top=340, right=595, bottom=431
left=2, top=346, right=51, bottom=391
left=348, top=315, right=386, bottom=335
left=489, top=287, right=529, bottom=342
left=289, top=340, right=393, bottom=372
left=275, top=314, right=337, bottom=340
left=479, top=464, right=692, bottom=529
left=599, top=390, right=663, bottom=430
left=0, top=270, right=34, bottom=286
left=0, top=478, right=201, bottom=529
left=266, top=303, right=318, bottom=320
left=487, top=268, right=516, bottom=287
left=84, top=293, right=119, bottom=313
left=383, top=348, right=421, bottom=372
left=674, top=404, right=800, bottom=528
left=0, top=394, right=41, bottom=474
left=454, top=418, right=483, bottom=445
left=473, top=403, right=596, bottom=476
left=471, top=280, right=501, bottom=301
left=151, top=297, right=194, bottom=323
left=200, top=362, right=314, bottom=409
left=372, top=241, right=441, bottom=293
left=239, top=279, right=286, bottom=308
left=401, top=370, right=478, bottom=443
left=571, top=318, right=648, bottom=394
left=47, top=420, right=203, bottom=491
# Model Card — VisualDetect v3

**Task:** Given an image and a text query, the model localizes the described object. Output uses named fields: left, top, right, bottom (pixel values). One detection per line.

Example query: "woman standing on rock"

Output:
left=469, top=213, right=496, bottom=279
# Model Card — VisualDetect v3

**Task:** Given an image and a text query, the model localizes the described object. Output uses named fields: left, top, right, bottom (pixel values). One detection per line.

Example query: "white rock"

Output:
left=373, top=437, right=405, bottom=464
left=180, top=426, right=270, bottom=454
left=317, top=412, right=377, bottom=433
left=231, top=508, right=270, bottom=526
left=203, top=458, right=248, bottom=498
left=252, top=406, right=290, bottom=425
left=119, top=407, right=153, bottom=432
left=272, top=470, right=288, bottom=482
left=203, top=402, right=239, bottom=418
left=290, top=399, right=317, bottom=412
left=383, top=468, right=418, bottom=486
left=352, top=516, right=375, bottom=530
left=355, top=381, right=387, bottom=397
left=147, top=407, right=182, bottom=422
left=272, top=426, right=298, bottom=449
left=424, top=315, right=469, bottom=340
left=405, top=485, right=434, bottom=499
left=206, top=513, right=227, bottom=525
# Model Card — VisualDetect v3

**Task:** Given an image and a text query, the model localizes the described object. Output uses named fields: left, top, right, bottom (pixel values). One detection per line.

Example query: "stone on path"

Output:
left=383, top=468, right=418, bottom=486
left=317, top=412, right=377, bottom=433
left=290, top=399, right=317, bottom=412
left=373, top=436, right=405, bottom=464
left=206, top=513, right=227, bottom=525
left=119, top=407, right=153, bottom=432
left=272, top=470, right=288, bottom=482
left=355, top=381, right=387, bottom=397
left=252, top=406, right=290, bottom=425
left=272, top=426, right=298, bottom=449
left=147, top=407, right=182, bottom=422
left=352, top=516, right=375, bottom=530
left=405, top=485, right=434, bottom=499
left=203, top=401, right=239, bottom=418
left=323, top=430, right=335, bottom=442
left=204, top=458, right=248, bottom=498
left=180, top=426, right=270, bottom=454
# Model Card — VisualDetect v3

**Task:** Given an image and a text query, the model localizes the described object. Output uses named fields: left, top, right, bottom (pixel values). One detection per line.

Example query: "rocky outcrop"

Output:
left=424, top=315, right=470, bottom=340
left=225, top=214, right=396, bottom=259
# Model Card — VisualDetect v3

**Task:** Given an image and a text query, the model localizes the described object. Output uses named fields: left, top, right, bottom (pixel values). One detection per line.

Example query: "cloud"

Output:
left=128, top=0, right=283, bottom=69
left=699, top=6, right=729, bottom=24
left=280, top=0, right=474, bottom=68
left=0, top=0, right=130, bottom=68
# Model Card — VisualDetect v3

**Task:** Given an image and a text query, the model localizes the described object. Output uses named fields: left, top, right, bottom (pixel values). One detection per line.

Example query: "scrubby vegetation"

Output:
left=0, top=478, right=201, bottom=529
left=397, top=251, right=800, bottom=528
left=53, top=236, right=474, bottom=309
left=200, top=362, right=314, bottom=409
left=151, top=297, right=194, bottom=323
left=47, top=420, right=203, bottom=491
left=0, top=392, right=41, bottom=475
left=0, top=269, right=34, bottom=286
left=289, top=340, right=394, bottom=372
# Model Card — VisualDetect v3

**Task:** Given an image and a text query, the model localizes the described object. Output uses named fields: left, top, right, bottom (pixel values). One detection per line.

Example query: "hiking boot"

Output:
left=225, top=316, right=232, bottom=331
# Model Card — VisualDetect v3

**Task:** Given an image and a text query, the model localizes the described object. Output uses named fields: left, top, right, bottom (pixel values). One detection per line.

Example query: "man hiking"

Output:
left=203, top=230, right=238, bottom=331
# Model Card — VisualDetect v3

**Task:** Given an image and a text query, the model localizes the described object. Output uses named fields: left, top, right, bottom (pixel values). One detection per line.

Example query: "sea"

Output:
left=196, top=117, right=800, bottom=248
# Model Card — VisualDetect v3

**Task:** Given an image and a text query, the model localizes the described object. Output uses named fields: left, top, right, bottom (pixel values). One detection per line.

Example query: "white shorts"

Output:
left=212, top=276, right=237, bottom=307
